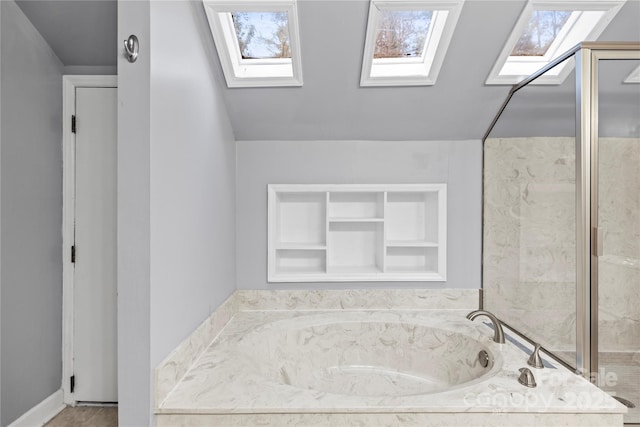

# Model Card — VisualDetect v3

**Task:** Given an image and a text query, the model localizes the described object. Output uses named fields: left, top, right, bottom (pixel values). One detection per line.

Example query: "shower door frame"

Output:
left=576, top=44, right=640, bottom=382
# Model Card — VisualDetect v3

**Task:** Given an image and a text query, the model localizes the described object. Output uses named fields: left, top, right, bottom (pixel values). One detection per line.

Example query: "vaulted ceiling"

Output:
left=15, top=0, right=640, bottom=141
left=16, top=0, right=117, bottom=66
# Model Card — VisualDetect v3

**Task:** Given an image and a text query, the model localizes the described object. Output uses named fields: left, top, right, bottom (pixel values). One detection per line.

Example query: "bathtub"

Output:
left=235, top=312, right=501, bottom=398
left=156, top=297, right=625, bottom=426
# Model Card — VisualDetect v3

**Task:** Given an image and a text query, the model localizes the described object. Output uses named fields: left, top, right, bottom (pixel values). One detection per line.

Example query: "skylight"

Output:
left=486, top=0, right=625, bottom=85
left=624, top=64, right=640, bottom=83
left=203, top=0, right=303, bottom=88
left=360, top=0, right=464, bottom=87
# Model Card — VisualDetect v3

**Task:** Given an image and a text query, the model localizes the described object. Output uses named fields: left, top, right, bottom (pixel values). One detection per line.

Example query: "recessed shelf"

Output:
left=328, top=217, right=384, bottom=223
left=276, top=192, right=326, bottom=246
left=386, top=246, right=438, bottom=273
left=328, top=265, right=383, bottom=275
left=268, top=184, right=446, bottom=282
left=328, top=222, right=384, bottom=272
left=275, top=249, right=326, bottom=275
left=386, top=192, right=439, bottom=243
left=386, top=240, right=438, bottom=247
left=328, top=192, right=383, bottom=219
left=274, top=266, right=326, bottom=275
left=276, top=243, right=327, bottom=250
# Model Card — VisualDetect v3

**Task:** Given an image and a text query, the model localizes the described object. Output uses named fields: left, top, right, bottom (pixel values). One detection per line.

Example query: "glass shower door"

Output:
left=596, top=58, right=640, bottom=424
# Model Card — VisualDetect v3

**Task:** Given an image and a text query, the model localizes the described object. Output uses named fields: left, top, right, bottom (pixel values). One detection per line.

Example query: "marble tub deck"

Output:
left=156, top=307, right=625, bottom=426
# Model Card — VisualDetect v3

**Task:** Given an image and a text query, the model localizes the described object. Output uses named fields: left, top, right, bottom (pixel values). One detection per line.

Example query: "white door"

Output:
left=73, top=87, right=118, bottom=402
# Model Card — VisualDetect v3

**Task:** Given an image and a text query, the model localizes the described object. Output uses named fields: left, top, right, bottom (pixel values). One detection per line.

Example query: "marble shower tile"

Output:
left=483, top=137, right=640, bottom=358
left=483, top=137, right=577, bottom=353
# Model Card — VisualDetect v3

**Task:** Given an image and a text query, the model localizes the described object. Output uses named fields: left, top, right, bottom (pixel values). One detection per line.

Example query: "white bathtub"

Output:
left=237, top=314, right=501, bottom=398
left=157, top=307, right=625, bottom=426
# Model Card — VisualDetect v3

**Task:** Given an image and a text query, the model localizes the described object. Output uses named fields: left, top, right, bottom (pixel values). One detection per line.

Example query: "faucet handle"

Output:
left=518, top=367, right=537, bottom=388
left=527, top=343, right=544, bottom=369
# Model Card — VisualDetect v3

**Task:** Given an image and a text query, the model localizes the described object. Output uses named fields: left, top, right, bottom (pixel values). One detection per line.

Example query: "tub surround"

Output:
left=155, top=289, right=476, bottom=407
left=155, top=294, right=239, bottom=407
left=155, top=289, right=625, bottom=426
left=156, top=412, right=618, bottom=427
left=235, top=288, right=479, bottom=311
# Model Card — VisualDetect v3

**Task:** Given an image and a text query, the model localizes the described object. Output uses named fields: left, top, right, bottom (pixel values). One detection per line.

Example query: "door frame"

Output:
left=62, top=75, right=118, bottom=405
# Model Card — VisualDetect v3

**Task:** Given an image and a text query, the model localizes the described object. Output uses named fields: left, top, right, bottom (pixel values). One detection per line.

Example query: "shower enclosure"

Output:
left=483, top=42, right=640, bottom=425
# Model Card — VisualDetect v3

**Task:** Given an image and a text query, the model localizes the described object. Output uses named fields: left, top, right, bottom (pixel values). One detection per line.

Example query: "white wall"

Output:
left=236, top=140, right=482, bottom=290
left=117, top=1, right=236, bottom=425
left=0, top=1, right=64, bottom=424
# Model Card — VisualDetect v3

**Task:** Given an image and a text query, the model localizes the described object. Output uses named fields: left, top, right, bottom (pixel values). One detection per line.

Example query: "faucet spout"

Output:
left=466, top=310, right=505, bottom=344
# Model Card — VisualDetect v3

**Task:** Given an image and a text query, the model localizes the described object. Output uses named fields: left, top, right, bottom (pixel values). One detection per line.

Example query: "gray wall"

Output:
left=117, top=0, right=150, bottom=425
left=1, top=1, right=64, bottom=425
left=0, top=1, right=3, bottom=422
left=149, top=0, right=236, bottom=369
left=63, top=65, right=117, bottom=76
left=0, top=1, right=3, bottom=421
left=15, top=0, right=117, bottom=67
left=236, top=140, right=482, bottom=290
left=118, top=1, right=236, bottom=425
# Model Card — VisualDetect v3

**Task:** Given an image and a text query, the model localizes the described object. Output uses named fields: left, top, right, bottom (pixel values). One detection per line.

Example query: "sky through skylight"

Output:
left=232, top=12, right=291, bottom=59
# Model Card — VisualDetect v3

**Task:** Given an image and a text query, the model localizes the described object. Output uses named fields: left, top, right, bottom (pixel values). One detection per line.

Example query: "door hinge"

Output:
left=70, top=375, right=75, bottom=393
left=71, top=115, right=77, bottom=134
left=71, top=245, right=76, bottom=263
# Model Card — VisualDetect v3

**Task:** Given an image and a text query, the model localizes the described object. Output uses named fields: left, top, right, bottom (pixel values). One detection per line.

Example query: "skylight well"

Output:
left=486, top=0, right=626, bottom=85
left=361, top=0, right=464, bottom=87
left=624, top=64, right=640, bottom=83
left=203, top=0, right=303, bottom=87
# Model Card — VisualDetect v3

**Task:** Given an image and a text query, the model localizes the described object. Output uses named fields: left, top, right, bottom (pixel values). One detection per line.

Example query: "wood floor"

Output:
left=45, top=406, right=117, bottom=427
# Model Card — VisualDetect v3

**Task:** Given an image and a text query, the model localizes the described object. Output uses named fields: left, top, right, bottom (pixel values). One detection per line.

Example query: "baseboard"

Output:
left=8, top=389, right=65, bottom=427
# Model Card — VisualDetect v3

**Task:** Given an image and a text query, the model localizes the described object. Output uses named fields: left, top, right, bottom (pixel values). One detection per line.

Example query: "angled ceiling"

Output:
left=215, top=0, right=640, bottom=141
left=15, top=0, right=116, bottom=66
left=14, top=0, right=640, bottom=141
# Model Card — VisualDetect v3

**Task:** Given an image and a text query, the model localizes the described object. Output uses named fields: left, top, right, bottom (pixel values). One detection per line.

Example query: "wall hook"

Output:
left=124, top=35, right=139, bottom=63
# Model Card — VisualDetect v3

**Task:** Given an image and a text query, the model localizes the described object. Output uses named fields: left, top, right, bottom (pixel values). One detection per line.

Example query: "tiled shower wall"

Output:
left=483, top=137, right=639, bottom=357
left=597, top=138, right=640, bottom=353
left=483, top=137, right=576, bottom=356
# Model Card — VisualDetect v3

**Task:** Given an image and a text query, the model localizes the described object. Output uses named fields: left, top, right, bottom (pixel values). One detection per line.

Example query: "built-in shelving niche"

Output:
left=268, top=184, right=447, bottom=282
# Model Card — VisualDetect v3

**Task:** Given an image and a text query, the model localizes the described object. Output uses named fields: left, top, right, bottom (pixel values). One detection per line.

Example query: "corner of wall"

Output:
left=0, top=1, right=3, bottom=423
left=1, top=0, right=64, bottom=424
left=117, top=0, right=152, bottom=425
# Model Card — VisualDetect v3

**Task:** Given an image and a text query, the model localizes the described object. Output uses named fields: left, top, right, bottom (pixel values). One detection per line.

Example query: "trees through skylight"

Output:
left=374, top=11, right=433, bottom=59
left=232, top=12, right=291, bottom=59
left=512, top=10, right=572, bottom=56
